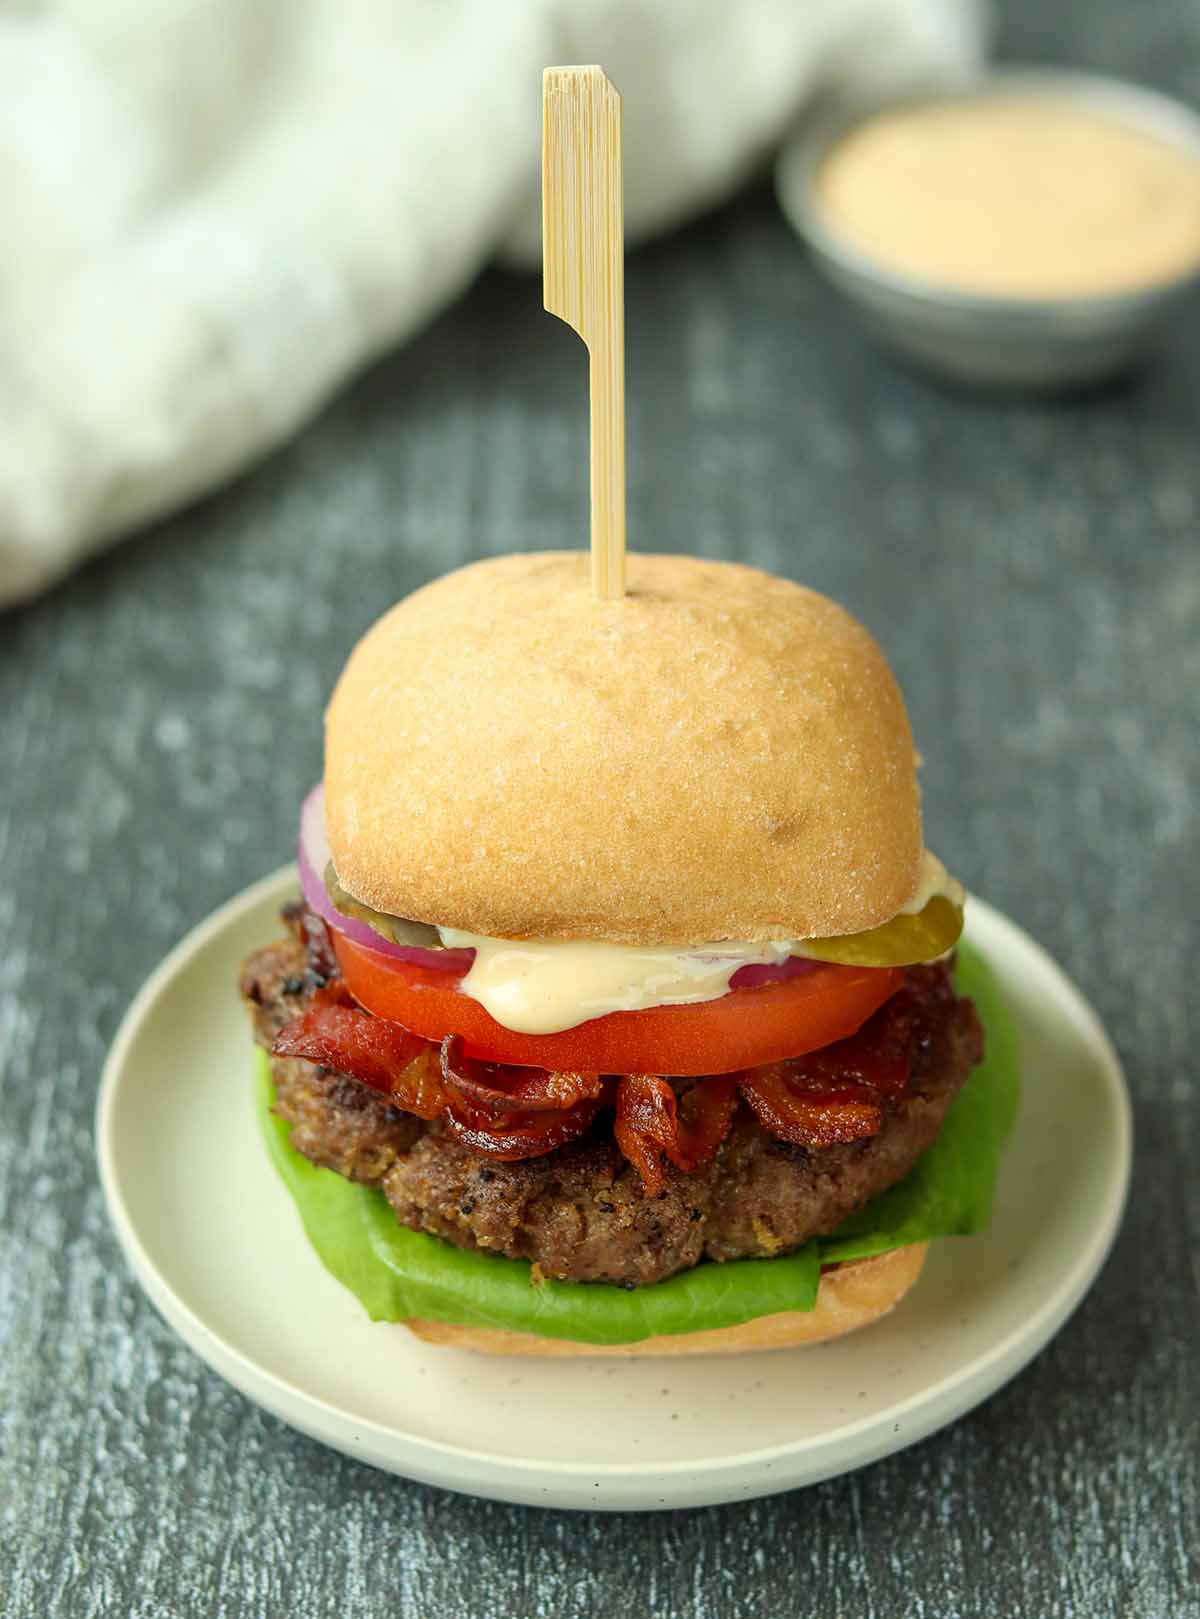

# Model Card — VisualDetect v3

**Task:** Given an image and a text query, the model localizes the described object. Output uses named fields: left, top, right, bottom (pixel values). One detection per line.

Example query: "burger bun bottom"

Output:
left=404, top=1244, right=927, bottom=1358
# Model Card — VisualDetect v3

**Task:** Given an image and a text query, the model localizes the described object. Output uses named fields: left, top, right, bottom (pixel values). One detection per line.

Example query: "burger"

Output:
left=239, top=552, right=1017, bottom=1356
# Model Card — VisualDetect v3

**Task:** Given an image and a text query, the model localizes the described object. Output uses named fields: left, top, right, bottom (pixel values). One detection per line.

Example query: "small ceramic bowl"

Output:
left=777, top=68, right=1200, bottom=388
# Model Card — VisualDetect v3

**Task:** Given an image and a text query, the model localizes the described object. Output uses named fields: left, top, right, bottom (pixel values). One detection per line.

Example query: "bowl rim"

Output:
left=780, top=64, right=1200, bottom=325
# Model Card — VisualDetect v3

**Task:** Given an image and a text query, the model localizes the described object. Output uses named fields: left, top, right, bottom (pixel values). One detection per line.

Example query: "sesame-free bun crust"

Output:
left=404, top=1245, right=927, bottom=1357
left=325, top=553, right=921, bottom=946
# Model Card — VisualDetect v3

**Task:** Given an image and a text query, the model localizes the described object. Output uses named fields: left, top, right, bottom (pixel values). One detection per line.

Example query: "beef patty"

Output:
left=240, top=910, right=983, bottom=1287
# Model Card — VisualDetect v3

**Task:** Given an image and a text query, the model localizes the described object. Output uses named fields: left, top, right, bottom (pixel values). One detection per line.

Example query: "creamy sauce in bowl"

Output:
left=817, top=96, right=1200, bottom=300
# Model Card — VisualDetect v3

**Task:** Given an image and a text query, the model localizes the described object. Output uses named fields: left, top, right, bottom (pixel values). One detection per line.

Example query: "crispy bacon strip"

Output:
left=738, top=1002, right=913, bottom=1147
left=271, top=1011, right=603, bottom=1156
left=442, top=1090, right=606, bottom=1161
left=439, top=1036, right=603, bottom=1115
left=437, top=1036, right=606, bottom=1159
left=273, top=1003, right=446, bottom=1119
left=614, top=1073, right=739, bottom=1196
left=784, top=1027, right=910, bottom=1099
left=739, top=1066, right=883, bottom=1148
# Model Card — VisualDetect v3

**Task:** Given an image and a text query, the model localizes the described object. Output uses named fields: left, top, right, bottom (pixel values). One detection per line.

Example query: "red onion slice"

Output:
left=297, top=784, right=473, bottom=973
left=729, top=955, right=822, bottom=989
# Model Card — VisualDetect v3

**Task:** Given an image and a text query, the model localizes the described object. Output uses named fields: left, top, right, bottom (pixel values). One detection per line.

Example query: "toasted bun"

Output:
left=325, top=552, right=921, bottom=946
left=404, top=1245, right=927, bottom=1357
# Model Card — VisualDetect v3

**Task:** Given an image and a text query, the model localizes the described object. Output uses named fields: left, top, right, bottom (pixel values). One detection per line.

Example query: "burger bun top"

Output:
left=324, top=552, right=922, bottom=946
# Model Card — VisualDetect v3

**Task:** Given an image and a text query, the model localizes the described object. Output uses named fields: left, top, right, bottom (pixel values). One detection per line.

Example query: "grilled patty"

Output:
left=240, top=911, right=983, bottom=1287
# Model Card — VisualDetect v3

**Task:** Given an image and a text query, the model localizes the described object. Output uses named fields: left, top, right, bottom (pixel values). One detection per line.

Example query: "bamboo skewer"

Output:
left=542, top=65, right=626, bottom=601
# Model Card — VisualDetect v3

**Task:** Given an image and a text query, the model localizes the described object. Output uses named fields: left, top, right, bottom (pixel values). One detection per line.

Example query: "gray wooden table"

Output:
left=3, top=5, right=1198, bottom=1615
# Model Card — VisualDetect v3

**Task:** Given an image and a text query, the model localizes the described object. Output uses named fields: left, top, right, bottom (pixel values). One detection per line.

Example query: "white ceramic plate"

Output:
left=97, top=868, right=1130, bottom=1511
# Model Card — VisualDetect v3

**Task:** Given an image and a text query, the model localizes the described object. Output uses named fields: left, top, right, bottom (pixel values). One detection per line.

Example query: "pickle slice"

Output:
left=323, top=862, right=441, bottom=949
left=800, top=895, right=963, bottom=967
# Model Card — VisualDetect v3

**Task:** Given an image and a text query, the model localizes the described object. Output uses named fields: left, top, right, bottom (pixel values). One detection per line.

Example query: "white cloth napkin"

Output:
left=0, top=0, right=984, bottom=604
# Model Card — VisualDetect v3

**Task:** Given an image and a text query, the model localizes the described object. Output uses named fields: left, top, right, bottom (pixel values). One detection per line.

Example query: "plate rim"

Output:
left=97, top=867, right=1132, bottom=1497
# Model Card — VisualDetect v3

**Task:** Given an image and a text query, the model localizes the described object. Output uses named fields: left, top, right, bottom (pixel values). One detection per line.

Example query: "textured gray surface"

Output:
left=3, top=2, right=1199, bottom=1614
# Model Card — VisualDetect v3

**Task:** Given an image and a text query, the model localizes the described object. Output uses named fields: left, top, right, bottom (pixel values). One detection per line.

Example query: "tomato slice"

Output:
left=331, top=932, right=903, bottom=1076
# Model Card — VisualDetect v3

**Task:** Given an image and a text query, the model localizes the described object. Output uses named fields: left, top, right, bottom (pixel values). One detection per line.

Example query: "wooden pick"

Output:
left=542, top=65, right=626, bottom=601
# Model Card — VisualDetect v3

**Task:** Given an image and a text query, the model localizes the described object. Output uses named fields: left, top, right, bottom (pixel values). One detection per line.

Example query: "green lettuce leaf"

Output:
left=257, top=942, right=1017, bottom=1344
left=819, top=946, right=1020, bottom=1265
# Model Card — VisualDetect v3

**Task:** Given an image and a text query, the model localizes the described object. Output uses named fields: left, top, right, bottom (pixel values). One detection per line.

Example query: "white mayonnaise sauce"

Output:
left=435, top=933, right=795, bottom=1035
left=898, top=850, right=965, bottom=915
left=439, top=850, right=964, bottom=1035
